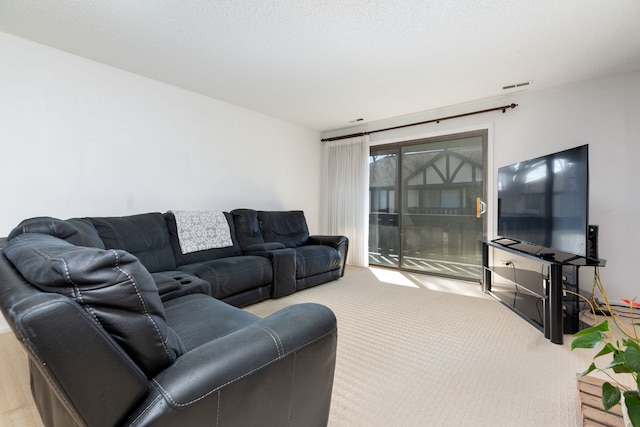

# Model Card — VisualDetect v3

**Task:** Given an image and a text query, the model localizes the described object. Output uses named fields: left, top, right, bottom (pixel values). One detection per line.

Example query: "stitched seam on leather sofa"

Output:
left=151, top=326, right=336, bottom=407
left=20, top=237, right=177, bottom=365
left=128, top=394, right=163, bottom=426
left=287, top=352, right=297, bottom=426
left=112, top=251, right=176, bottom=363
left=13, top=239, right=106, bottom=328
left=216, top=390, right=221, bottom=427
left=249, top=324, right=284, bottom=357
left=59, top=257, right=102, bottom=326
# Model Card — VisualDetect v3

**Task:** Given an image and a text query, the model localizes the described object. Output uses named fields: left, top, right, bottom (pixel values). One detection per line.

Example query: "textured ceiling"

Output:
left=1, top=1, right=640, bottom=131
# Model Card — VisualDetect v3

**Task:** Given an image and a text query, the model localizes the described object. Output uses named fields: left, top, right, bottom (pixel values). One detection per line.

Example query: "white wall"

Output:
left=323, top=70, right=640, bottom=302
left=0, top=32, right=322, bottom=332
left=0, top=32, right=322, bottom=230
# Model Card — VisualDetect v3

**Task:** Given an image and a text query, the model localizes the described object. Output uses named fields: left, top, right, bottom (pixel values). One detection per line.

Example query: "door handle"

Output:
left=476, top=198, right=487, bottom=218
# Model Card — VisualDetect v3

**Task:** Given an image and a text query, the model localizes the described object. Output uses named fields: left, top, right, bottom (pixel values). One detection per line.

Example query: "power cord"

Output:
left=570, top=267, right=639, bottom=337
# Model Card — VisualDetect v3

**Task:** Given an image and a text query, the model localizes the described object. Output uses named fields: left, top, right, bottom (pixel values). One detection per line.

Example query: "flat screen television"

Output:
left=496, top=144, right=589, bottom=258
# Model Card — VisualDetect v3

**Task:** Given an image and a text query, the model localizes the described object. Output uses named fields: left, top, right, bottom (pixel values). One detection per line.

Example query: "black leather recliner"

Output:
left=231, top=209, right=348, bottom=297
left=0, top=233, right=337, bottom=427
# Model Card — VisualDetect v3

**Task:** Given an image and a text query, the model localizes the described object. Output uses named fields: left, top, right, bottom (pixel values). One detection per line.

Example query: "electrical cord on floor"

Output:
left=590, top=303, right=637, bottom=319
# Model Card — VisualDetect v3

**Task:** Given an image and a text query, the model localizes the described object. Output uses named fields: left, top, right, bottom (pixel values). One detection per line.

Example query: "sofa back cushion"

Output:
left=258, top=211, right=310, bottom=248
left=90, top=213, right=176, bottom=273
left=165, top=212, right=242, bottom=265
left=3, top=233, right=184, bottom=378
left=231, top=209, right=266, bottom=249
left=8, top=216, right=105, bottom=249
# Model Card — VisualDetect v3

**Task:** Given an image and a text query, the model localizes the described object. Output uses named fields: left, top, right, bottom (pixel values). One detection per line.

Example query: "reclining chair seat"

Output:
left=232, top=209, right=348, bottom=295
left=294, top=245, right=343, bottom=278
left=177, top=255, right=272, bottom=302
left=163, top=293, right=260, bottom=352
left=0, top=233, right=338, bottom=427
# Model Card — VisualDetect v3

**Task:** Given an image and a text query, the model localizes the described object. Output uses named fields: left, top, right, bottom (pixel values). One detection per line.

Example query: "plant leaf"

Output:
left=625, top=346, right=640, bottom=373
left=576, top=362, right=597, bottom=378
left=627, top=339, right=640, bottom=352
left=602, top=382, right=621, bottom=411
left=594, top=342, right=617, bottom=358
left=574, top=320, right=609, bottom=337
left=624, top=392, right=640, bottom=427
left=608, top=351, right=633, bottom=374
left=572, top=331, right=604, bottom=350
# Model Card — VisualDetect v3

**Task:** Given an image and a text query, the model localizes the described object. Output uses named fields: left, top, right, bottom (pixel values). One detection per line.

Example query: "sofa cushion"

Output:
left=8, top=216, right=105, bottom=249
left=258, top=211, right=310, bottom=248
left=165, top=212, right=242, bottom=265
left=3, top=233, right=183, bottom=378
left=178, top=255, right=273, bottom=300
left=294, top=245, right=343, bottom=278
left=231, top=208, right=265, bottom=249
left=163, top=293, right=259, bottom=351
left=90, top=213, right=176, bottom=273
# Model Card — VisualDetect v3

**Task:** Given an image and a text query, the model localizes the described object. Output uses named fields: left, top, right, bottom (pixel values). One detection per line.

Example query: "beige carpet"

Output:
left=0, top=266, right=597, bottom=426
left=246, top=266, right=595, bottom=427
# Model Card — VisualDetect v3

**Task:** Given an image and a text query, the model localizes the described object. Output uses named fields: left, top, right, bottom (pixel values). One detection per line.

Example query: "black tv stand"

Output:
left=483, top=240, right=605, bottom=344
left=538, top=252, right=556, bottom=260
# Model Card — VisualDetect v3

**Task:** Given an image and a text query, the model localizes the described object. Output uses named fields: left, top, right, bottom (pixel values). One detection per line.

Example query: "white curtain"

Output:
left=321, top=135, right=370, bottom=267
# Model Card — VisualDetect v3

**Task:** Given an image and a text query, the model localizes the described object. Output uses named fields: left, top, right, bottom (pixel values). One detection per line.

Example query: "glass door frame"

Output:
left=369, top=129, right=489, bottom=281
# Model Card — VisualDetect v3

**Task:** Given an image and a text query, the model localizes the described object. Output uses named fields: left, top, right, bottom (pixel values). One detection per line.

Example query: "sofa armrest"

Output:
left=267, top=248, right=297, bottom=297
left=152, top=272, right=211, bottom=302
left=126, top=303, right=337, bottom=426
left=236, top=242, right=296, bottom=298
left=243, top=242, right=286, bottom=253
left=239, top=246, right=296, bottom=297
left=308, top=235, right=348, bottom=250
left=308, top=235, right=349, bottom=276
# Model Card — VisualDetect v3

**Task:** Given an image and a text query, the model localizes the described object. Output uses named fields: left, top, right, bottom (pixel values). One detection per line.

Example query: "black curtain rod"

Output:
left=321, top=103, right=518, bottom=142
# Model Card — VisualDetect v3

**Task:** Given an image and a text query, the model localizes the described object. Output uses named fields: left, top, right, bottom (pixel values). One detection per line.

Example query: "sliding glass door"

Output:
left=369, top=131, right=487, bottom=280
left=369, top=147, right=399, bottom=267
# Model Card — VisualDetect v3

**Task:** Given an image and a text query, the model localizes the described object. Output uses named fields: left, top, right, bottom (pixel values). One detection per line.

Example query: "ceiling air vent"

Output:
left=502, top=81, right=533, bottom=90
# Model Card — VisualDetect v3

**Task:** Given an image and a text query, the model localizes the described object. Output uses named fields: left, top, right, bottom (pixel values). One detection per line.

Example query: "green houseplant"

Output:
left=572, top=296, right=640, bottom=427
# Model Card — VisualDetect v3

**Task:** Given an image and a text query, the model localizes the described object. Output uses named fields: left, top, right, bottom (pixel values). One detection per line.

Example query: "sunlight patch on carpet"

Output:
left=369, top=267, right=419, bottom=288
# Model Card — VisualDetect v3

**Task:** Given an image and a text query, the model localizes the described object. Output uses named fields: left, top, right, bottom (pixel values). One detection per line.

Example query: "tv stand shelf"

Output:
left=482, top=241, right=605, bottom=344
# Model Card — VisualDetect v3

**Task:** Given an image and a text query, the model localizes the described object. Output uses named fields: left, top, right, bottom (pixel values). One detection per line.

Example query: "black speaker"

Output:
left=587, top=224, right=599, bottom=260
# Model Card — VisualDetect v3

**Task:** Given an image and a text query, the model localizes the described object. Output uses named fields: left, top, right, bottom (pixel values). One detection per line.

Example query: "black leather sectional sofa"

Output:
left=0, top=209, right=347, bottom=426
left=7, top=209, right=349, bottom=307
